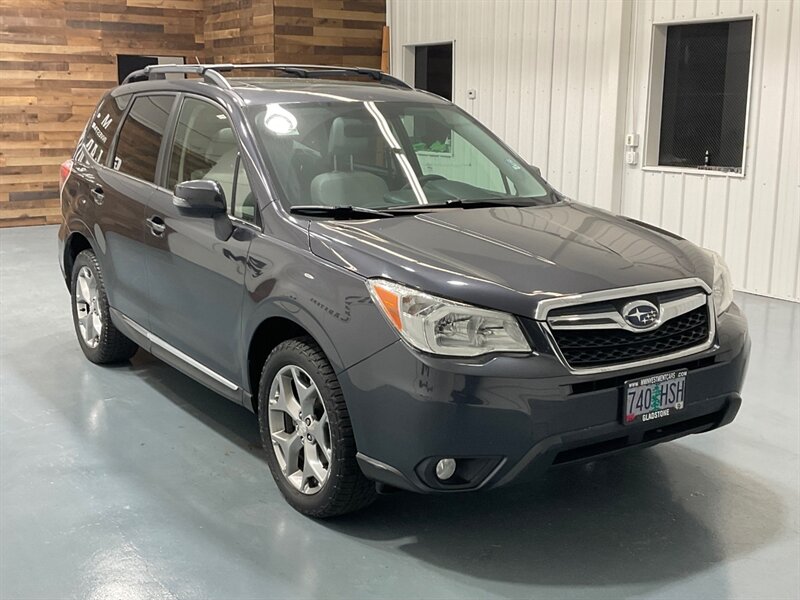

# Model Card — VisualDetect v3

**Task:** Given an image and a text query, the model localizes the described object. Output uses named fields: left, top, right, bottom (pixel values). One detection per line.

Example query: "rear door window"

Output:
left=78, top=94, right=129, bottom=165
left=112, top=94, right=175, bottom=184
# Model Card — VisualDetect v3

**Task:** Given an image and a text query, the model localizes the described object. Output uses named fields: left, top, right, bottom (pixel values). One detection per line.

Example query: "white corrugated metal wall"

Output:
left=387, top=0, right=800, bottom=301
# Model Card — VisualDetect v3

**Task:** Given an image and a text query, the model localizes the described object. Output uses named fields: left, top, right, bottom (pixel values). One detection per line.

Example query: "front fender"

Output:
left=241, top=236, right=399, bottom=388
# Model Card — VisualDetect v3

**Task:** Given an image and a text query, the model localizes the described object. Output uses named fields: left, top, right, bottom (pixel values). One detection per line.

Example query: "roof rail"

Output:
left=121, top=63, right=412, bottom=90
left=227, top=64, right=413, bottom=89
left=122, top=64, right=234, bottom=88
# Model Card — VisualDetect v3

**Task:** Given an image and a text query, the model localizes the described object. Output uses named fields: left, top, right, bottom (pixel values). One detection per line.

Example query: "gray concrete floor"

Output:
left=1, top=225, right=798, bottom=600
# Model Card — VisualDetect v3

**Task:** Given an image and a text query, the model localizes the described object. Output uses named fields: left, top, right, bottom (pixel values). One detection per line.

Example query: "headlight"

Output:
left=366, top=279, right=531, bottom=357
left=707, top=250, right=733, bottom=316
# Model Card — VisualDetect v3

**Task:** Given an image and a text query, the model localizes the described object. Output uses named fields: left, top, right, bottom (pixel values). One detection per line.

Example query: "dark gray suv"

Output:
left=58, top=64, right=749, bottom=517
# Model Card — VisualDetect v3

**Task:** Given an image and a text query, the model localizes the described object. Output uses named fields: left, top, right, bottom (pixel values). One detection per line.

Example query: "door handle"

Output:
left=90, top=186, right=104, bottom=204
left=146, top=216, right=166, bottom=236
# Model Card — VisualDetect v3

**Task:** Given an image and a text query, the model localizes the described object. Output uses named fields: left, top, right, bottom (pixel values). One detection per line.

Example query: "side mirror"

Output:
left=173, top=180, right=226, bottom=215
left=531, top=165, right=542, bottom=178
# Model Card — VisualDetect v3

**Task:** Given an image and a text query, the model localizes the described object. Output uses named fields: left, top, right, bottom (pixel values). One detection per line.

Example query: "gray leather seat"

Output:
left=310, top=117, right=389, bottom=207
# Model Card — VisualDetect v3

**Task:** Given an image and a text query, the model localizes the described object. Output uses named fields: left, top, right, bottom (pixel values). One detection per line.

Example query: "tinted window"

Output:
left=79, top=94, right=129, bottom=165
left=113, top=95, right=174, bottom=183
left=167, top=97, right=255, bottom=221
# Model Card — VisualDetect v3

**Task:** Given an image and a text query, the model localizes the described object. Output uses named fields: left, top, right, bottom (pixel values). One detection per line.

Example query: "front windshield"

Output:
left=246, top=100, right=555, bottom=210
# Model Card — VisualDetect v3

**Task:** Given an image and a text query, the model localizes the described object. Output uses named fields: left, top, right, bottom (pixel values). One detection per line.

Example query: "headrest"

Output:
left=328, top=117, right=374, bottom=157
left=213, top=128, right=235, bottom=144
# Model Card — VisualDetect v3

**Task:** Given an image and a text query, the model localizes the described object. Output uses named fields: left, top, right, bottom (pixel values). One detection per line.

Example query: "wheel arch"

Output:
left=63, top=230, right=96, bottom=291
left=245, top=314, right=343, bottom=413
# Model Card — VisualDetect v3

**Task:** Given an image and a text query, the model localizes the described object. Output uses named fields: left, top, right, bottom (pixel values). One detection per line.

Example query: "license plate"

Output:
left=623, top=369, right=687, bottom=425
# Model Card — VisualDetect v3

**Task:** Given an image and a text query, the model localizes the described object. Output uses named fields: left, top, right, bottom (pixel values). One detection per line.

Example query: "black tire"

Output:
left=258, top=337, right=377, bottom=518
left=70, top=249, right=138, bottom=364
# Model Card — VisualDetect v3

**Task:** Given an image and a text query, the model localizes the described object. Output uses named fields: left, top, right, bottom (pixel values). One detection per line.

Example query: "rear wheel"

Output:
left=258, top=337, right=376, bottom=517
left=70, top=250, right=138, bottom=364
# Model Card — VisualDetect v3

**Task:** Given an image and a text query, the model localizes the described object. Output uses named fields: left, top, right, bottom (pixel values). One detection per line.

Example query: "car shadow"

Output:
left=11, top=342, right=787, bottom=590
left=124, top=350, right=264, bottom=454
left=323, top=445, right=785, bottom=587
left=127, top=351, right=786, bottom=588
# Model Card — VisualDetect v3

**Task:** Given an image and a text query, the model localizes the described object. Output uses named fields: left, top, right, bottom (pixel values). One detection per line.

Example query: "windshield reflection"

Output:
left=247, top=100, right=554, bottom=212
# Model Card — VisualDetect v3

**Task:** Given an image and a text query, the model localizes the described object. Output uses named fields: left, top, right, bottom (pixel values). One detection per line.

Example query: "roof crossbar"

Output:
left=121, top=63, right=412, bottom=90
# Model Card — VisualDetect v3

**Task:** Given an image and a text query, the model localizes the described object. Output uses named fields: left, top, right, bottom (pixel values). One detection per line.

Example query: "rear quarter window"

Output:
left=77, top=94, right=130, bottom=165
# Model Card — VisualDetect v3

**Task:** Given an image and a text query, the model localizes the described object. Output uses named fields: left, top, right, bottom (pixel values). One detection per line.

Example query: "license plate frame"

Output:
left=623, top=369, right=688, bottom=425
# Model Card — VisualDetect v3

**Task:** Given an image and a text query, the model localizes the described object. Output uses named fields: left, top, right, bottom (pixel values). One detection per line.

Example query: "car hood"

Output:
left=307, top=201, right=713, bottom=318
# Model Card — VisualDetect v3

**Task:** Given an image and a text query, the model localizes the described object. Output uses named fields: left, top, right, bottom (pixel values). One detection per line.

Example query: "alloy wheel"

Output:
left=267, top=365, right=332, bottom=494
left=74, top=266, right=102, bottom=348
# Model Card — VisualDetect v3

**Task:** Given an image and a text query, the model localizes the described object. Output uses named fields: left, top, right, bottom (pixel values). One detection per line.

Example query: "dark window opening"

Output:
left=414, top=43, right=453, bottom=101
left=117, top=55, right=158, bottom=84
left=658, top=19, right=752, bottom=173
left=117, top=55, right=186, bottom=84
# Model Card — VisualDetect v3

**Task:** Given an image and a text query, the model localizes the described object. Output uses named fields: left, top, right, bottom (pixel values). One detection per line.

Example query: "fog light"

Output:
left=435, top=458, right=457, bottom=480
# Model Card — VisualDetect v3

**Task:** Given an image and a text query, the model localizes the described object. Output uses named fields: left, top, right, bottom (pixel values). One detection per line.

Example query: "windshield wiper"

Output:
left=289, top=205, right=395, bottom=219
left=290, top=198, right=547, bottom=219
left=391, top=198, right=541, bottom=210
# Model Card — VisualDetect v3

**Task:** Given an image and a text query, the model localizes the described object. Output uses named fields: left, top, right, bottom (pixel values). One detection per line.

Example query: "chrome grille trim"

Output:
left=535, top=278, right=717, bottom=375
left=533, top=277, right=712, bottom=320
left=548, top=292, right=707, bottom=333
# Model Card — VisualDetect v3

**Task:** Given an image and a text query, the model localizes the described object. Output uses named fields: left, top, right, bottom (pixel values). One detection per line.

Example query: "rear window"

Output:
left=112, top=94, right=175, bottom=184
left=78, top=94, right=129, bottom=165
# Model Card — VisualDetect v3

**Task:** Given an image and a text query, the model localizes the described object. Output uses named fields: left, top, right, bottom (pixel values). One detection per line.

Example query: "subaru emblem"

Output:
left=622, top=300, right=660, bottom=329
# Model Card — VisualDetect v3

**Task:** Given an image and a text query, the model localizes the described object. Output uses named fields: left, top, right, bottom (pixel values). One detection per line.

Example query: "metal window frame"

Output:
left=400, top=40, right=456, bottom=103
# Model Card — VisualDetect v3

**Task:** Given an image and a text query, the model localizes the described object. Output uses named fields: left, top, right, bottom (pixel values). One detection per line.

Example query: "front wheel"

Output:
left=258, top=337, right=376, bottom=517
left=70, top=249, right=138, bottom=364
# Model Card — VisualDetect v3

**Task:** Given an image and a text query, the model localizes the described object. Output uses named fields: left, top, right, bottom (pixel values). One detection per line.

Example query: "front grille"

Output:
left=551, top=305, right=710, bottom=368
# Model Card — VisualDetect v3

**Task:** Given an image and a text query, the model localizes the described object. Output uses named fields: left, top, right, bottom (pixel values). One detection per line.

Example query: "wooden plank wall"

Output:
left=203, top=0, right=275, bottom=63
left=273, top=0, right=385, bottom=67
left=0, top=0, right=386, bottom=227
left=0, top=0, right=206, bottom=227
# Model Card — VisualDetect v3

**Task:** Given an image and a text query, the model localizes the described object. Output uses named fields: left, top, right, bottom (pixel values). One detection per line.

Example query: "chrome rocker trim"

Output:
left=119, top=313, right=239, bottom=391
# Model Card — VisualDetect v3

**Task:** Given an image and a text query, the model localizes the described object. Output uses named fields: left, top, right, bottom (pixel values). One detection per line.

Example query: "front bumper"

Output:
left=339, top=303, right=749, bottom=492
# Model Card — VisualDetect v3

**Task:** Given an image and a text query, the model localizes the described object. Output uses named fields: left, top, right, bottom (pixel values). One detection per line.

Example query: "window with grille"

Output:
left=646, top=18, right=754, bottom=174
left=414, top=43, right=453, bottom=102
